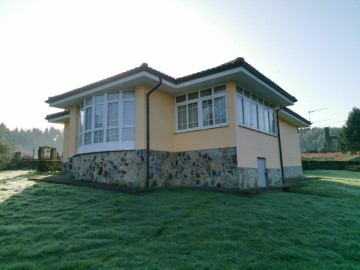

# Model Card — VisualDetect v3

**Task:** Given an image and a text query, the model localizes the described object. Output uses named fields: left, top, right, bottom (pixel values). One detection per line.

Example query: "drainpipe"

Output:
left=276, top=107, right=285, bottom=184
left=146, top=77, right=162, bottom=188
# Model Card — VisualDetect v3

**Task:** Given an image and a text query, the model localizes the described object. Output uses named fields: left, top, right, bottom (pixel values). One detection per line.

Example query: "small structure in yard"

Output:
left=38, top=146, right=58, bottom=160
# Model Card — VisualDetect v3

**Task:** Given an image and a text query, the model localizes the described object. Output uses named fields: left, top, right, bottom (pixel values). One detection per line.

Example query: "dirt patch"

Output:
left=302, top=152, right=360, bottom=161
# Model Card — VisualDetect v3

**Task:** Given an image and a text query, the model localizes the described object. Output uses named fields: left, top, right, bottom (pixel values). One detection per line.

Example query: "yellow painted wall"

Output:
left=279, top=118, right=302, bottom=167
left=67, top=105, right=79, bottom=158
left=62, top=121, right=70, bottom=162
left=236, top=127, right=280, bottom=168
left=135, top=85, right=147, bottom=149
left=172, top=81, right=237, bottom=152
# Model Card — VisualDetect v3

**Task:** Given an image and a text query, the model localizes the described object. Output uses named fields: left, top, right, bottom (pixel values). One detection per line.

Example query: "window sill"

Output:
left=175, top=123, right=229, bottom=134
left=237, top=125, right=277, bottom=137
left=77, top=141, right=135, bottom=155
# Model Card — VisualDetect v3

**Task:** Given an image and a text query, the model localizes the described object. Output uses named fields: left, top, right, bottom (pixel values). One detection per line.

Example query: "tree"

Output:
left=0, top=141, right=12, bottom=169
left=340, top=107, right=360, bottom=152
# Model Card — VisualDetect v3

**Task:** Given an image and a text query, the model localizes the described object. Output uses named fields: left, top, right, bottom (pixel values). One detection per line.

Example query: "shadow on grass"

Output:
left=1, top=179, right=360, bottom=269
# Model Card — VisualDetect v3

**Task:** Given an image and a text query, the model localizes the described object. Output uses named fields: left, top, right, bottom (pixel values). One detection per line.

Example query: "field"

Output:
left=301, top=152, right=360, bottom=161
left=0, top=170, right=360, bottom=269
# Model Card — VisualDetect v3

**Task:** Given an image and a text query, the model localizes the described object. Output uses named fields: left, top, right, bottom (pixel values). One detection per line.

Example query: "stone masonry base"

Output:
left=65, top=147, right=303, bottom=189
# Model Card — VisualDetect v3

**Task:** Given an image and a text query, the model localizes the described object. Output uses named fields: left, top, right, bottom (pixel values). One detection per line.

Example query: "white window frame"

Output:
left=175, top=85, right=228, bottom=133
left=78, top=90, right=135, bottom=154
left=236, top=85, right=275, bottom=135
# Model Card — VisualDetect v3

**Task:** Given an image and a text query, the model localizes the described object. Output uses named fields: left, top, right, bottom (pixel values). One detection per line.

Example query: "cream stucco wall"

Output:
left=66, top=105, right=79, bottom=159
left=135, top=81, right=238, bottom=152
left=62, top=121, right=70, bottom=162
left=172, top=81, right=237, bottom=152
left=236, top=127, right=281, bottom=168
left=279, top=118, right=302, bottom=167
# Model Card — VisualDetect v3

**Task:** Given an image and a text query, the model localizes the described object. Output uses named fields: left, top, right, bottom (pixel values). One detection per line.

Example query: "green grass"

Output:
left=304, top=169, right=360, bottom=180
left=1, top=172, right=360, bottom=269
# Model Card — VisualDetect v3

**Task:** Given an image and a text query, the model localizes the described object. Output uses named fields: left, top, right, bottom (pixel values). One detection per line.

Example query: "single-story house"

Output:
left=46, top=57, right=310, bottom=189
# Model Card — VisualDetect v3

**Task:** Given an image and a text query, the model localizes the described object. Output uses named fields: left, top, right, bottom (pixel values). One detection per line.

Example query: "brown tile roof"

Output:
left=46, top=58, right=297, bottom=104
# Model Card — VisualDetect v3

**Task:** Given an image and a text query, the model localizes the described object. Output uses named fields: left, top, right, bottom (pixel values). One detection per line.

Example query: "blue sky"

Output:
left=0, top=0, right=359, bottom=130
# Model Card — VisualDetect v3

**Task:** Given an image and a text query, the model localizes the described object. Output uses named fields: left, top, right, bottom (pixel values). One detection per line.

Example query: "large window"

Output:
left=236, top=86, right=275, bottom=134
left=175, top=85, right=228, bottom=132
left=78, top=90, right=135, bottom=153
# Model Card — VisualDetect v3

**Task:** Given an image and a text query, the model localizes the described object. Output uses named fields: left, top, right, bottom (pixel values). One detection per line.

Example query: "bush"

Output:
left=37, top=160, right=63, bottom=172
left=346, top=165, right=360, bottom=172
left=302, top=160, right=360, bottom=170
left=0, top=141, right=12, bottom=169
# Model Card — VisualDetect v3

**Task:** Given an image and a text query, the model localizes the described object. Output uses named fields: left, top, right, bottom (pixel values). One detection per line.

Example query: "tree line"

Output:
left=300, top=107, right=360, bottom=153
left=0, top=123, right=63, bottom=169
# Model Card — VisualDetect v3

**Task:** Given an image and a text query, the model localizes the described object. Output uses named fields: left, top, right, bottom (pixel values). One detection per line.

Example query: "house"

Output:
left=45, top=57, right=310, bottom=189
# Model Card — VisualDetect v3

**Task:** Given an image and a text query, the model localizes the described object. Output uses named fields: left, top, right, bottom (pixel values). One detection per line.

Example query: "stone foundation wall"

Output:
left=65, top=148, right=301, bottom=189
left=284, top=166, right=303, bottom=179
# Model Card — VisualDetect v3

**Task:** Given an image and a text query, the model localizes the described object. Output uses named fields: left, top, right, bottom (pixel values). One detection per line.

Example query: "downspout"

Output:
left=276, top=107, right=285, bottom=184
left=146, top=77, right=162, bottom=188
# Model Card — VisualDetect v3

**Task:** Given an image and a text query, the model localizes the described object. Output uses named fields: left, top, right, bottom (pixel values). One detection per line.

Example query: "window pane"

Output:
left=177, top=105, right=187, bottom=130
left=188, top=102, right=198, bottom=128
left=264, top=109, right=270, bottom=133
left=237, top=95, right=244, bottom=125
left=202, top=99, right=213, bottom=126
left=106, top=128, right=119, bottom=142
left=214, top=85, right=226, bottom=94
left=236, top=86, right=243, bottom=95
left=269, top=111, right=275, bottom=134
left=80, top=108, right=84, bottom=132
left=258, top=105, right=265, bottom=131
left=94, top=130, right=104, bottom=143
left=123, top=100, right=135, bottom=126
left=107, top=102, right=118, bottom=126
left=85, top=97, right=92, bottom=106
left=251, top=102, right=258, bottom=129
left=176, top=95, right=186, bottom=103
left=95, top=94, right=104, bottom=104
left=214, top=96, right=226, bottom=124
left=251, top=94, right=257, bottom=102
left=78, top=133, right=83, bottom=146
left=107, top=92, right=119, bottom=101
left=122, top=127, right=135, bottom=141
left=123, top=90, right=135, bottom=99
left=85, top=107, right=92, bottom=130
left=200, top=89, right=212, bottom=97
left=244, top=99, right=251, bottom=126
left=188, top=92, right=198, bottom=100
left=244, top=90, right=251, bottom=98
left=95, top=104, right=104, bottom=128
left=84, top=132, right=92, bottom=145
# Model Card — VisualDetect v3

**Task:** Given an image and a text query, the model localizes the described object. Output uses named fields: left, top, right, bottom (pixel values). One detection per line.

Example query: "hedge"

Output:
left=302, top=160, right=360, bottom=170
left=37, top=160, right=63, bottom=172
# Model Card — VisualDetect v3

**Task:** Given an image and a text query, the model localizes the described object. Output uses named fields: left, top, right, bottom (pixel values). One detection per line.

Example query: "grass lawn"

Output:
left=1, top=171, right=360, bottom=269
left=303, top=169, right=360, bottom=180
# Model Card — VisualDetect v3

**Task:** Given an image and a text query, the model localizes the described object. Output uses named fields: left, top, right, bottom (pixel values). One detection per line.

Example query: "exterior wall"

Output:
left=279, top=118, right=302, bottom=167
left=66, top=147, right=283, bottom=189
left=235, top=126, right=280, bottom=169
left=172, top=81, right=237, bottom=152
left=61, top=81, right=304, bottom=187
left=62, top=121, right=70, bottom=162
left=68, top=106, right=79, bottom=158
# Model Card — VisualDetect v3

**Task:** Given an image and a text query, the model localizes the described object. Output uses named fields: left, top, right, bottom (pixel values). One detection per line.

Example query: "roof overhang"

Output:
left=279, top=108, right=311, bottom=128
left=47, top=66, right=296, bottom=109
left=45, top=111, right=70, bottom=124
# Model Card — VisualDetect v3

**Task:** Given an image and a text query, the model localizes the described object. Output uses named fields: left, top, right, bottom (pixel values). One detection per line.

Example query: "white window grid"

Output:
left=175, top=85, right=228, bottom=132
left=78, top=90, right=135, bottom=153
left=236, top=85, right=275, bottom=135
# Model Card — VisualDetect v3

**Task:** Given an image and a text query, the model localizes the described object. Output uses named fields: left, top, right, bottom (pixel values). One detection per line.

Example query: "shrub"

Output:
left=346, top=165, right=360, bottom=172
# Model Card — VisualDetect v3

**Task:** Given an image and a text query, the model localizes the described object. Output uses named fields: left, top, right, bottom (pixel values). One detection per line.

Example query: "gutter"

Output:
left=276, top=107, right=285, bottom=184
left=146, top=77, right=162, bottom=188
